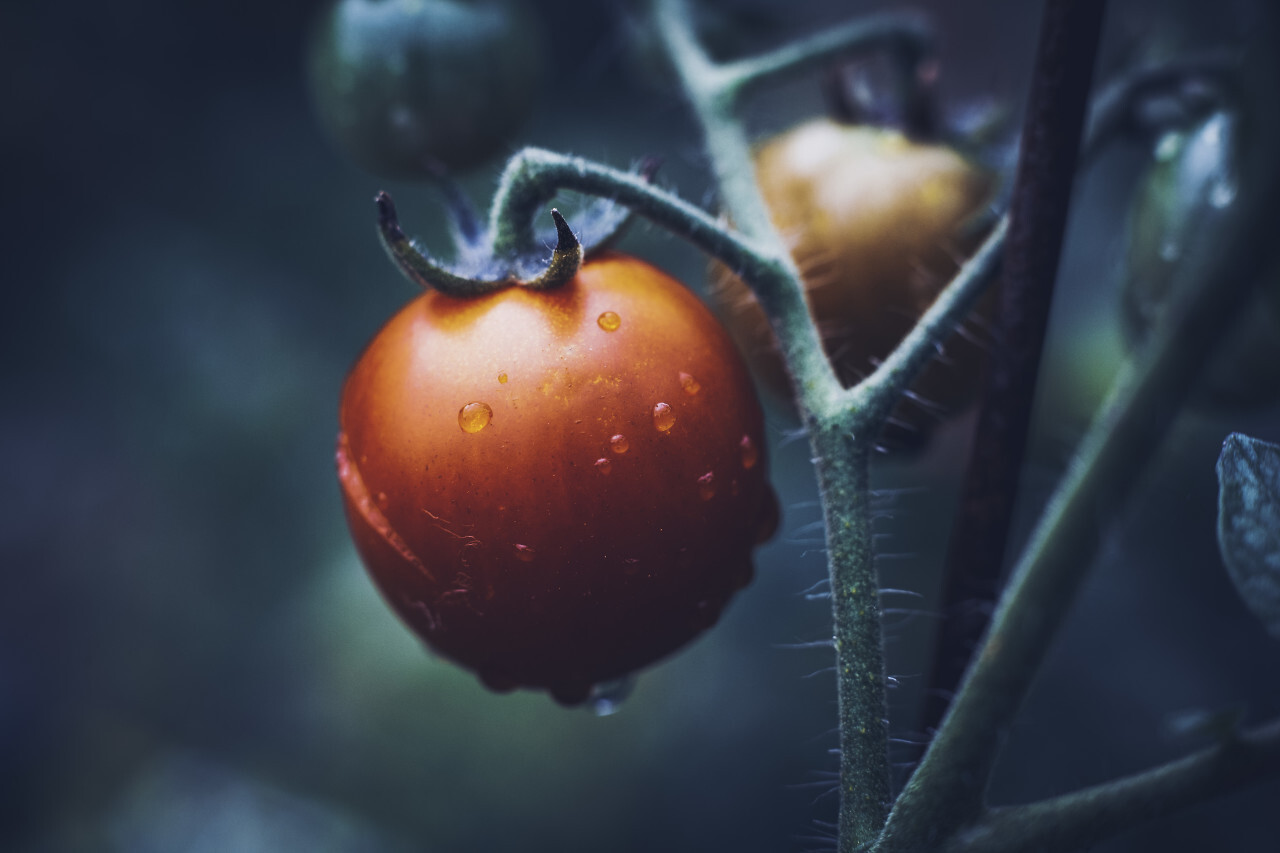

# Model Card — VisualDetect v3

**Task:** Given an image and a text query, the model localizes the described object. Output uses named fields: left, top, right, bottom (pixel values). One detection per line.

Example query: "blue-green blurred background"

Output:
left=3, top=1, right=1279, bottom=851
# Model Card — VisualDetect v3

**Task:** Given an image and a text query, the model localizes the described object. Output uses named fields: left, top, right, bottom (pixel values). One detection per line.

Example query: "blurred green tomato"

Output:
left=1124, top=111, right=1280, bottom=409
left=307, top=0, right=545, bottom=178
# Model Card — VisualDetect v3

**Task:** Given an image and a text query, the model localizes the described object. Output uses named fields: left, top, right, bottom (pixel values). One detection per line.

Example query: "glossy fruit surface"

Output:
left=1123, top=111, right=1280, bottom=410
left=307, top=0, right=544, bottom=177
left=337, top=254, right=778, bottom=704
left=712, top=119, right=996, bottom=444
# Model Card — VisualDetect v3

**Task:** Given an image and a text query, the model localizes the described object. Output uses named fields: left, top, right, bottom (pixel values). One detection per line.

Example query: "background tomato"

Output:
left=307, top=0, right=545, bottom=177
left=1123, top=110, right=1280, bottom=410
left=712, top=118, right=996, bottom=445
left=337, top=253, right=779, bottom=704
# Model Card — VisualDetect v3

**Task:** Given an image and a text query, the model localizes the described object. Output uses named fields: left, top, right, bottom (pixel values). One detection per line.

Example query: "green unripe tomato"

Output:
left=307, top=0, right=545, bottom=178
left=1124, top=111, right=1280, bottom=410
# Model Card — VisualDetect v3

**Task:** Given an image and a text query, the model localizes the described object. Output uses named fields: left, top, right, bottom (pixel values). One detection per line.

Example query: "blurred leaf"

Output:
left=1216, top=432, right=1280, bottom=639
left=1164, top=705, right=1244, bottom=741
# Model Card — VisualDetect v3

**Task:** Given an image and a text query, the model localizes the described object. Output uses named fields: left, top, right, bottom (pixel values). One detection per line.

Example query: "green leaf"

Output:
left=1217, top=432, right=1280, bottom=639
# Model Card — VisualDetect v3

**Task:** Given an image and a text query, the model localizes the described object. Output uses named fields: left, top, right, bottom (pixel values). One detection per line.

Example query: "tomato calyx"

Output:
left=377, top=192, right=584, bottom=294
left=374, top=157, right=662, bottom=298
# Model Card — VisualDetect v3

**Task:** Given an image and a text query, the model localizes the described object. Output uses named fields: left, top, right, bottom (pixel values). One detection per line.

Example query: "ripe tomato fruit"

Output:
left=712, top=119, right=996, bottom=445
left=337, top=253, right=779, bottom=704
left=307, top=0, right=545, bottom=177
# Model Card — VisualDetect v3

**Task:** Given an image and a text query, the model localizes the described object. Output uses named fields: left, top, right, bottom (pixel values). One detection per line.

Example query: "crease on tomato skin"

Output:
left=335, top=431, right=435, bottom=583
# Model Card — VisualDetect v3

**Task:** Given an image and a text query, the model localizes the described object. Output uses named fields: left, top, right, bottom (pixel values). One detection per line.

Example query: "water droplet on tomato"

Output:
left=610, top=434, right=629, bottom=454
left=597, top=311, right=621, bottom=332
left=589, top=677, right=635, bottom=716
left=458, top=401, right=493, bottom=433
left=653, top=402, right=675, bottom=432
left=739, top=435, right=758, bottom=469
left=513, top=543, right=536, bottom=562
left=376, top=491, right=389, bottom=509
left=595, top=457, right=612, bottom=474
left=679, top=371, right=701, bottom=395
left=497, top=372, right=508, bottom=384
left=698, top=471, right=715, bottom=501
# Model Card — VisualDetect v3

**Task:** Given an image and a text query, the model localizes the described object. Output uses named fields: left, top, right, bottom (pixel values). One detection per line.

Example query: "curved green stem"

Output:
left=946, top=717, right=1280, bottom=853
left=722, top=12, right=934, bottom=120
left=652, top=0, right=776, bottom=246
left=489, top=144, right=846, bottom=422
left=489, top=149, right=768, bottom=284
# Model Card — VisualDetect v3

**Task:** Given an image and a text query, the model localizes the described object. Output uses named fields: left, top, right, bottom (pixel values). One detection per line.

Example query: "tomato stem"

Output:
left=914, top=0, right=1108, bottom=774
left=717, top=11, right=934, bottom=107
left=519, top=209, right=583, bottom=290
left=808, top=428, right=892, bottom=846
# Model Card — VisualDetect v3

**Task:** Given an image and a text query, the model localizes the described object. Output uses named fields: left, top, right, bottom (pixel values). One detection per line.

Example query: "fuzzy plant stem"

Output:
left=919, top=0, right=1108, bottom=755
left=645, top=1, right=995, bottom=848
left=488, top=137, right=1008, bottom=850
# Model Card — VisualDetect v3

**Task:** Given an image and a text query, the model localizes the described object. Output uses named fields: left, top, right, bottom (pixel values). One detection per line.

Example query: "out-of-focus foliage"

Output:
left=1217, top=433, right=1280, bottom=638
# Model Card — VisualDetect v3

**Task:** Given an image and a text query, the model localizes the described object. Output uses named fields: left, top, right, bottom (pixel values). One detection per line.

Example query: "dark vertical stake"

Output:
left=920, top=0, right=1108, bottom=739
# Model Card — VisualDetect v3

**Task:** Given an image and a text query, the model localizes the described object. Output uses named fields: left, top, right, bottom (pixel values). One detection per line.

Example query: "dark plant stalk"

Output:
left=944, top=718, right=1280, bottom=853
left=919, top=0, right=1107, bottom=743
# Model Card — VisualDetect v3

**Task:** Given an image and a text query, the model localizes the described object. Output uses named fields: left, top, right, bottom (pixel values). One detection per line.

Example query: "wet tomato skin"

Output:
left=337, top=253, right=777, bottom=704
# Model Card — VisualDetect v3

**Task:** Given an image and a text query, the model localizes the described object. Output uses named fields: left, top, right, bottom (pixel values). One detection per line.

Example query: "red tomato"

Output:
left=337, top=253, right=778, bottom=704
left=713, top=119, right=996, bottom=445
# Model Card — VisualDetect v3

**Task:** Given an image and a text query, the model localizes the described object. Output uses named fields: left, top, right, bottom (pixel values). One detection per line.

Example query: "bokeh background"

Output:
left=3, top=1, right=1280, bottom=851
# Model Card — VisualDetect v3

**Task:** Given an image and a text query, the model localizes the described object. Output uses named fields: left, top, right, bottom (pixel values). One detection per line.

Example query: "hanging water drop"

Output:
left=588, top=676, right=636, bottom=716
left=610, top=434, right=629, bottom=454
left=679, top=371, right=701, bottom=396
